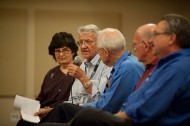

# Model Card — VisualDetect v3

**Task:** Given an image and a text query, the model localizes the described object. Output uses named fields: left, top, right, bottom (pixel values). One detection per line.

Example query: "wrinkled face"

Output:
left=96, top=47, right=107, bottom=64
left=78, top=32, right=97, bottom=61
left=153, top=20, right=172, bottom=58
left=54, top=47, right=74, bottom=64
left=132, top=32, right=147, bottom=63
left=97, top=47, right=113, bottom=67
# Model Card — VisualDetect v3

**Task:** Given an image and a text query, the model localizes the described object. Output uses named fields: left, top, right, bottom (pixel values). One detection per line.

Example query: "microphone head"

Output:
left=74, top=56, right=82, bottom=66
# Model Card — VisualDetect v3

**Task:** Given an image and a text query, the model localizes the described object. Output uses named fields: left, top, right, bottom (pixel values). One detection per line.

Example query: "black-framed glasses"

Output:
left=131, top=41, right=144, bottom=48
left=77, top=39, right=94, bottom=46
left=55, top=48, right=71, bottom=55
left=153, top=31, right=172, bottom=37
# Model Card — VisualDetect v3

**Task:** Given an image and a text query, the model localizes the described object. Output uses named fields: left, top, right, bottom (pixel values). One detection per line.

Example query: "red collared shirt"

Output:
left=134, top=59, right=158, bottom=90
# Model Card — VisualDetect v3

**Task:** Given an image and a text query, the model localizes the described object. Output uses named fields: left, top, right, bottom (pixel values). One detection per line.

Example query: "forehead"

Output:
left=156, top=20, right=167, bottom=32
left=79, top=32, right=95, bottom=39
left=133, top=32, right=141, bottom=42
left=55, top=46, right=70, bottom=49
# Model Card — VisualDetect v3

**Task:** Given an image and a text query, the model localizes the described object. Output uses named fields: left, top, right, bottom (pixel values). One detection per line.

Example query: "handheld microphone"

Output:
left=74, top=56, right=82, bottom=66
left=71, top=56, right=81, bottom=104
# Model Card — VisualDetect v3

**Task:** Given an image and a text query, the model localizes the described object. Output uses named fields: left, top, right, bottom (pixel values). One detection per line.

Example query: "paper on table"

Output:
left=13, top=95, right=41, bottom=123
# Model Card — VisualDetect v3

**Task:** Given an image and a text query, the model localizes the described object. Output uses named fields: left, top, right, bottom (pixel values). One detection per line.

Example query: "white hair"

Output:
left=97, top=28, right=126, bottom=51
left=77, top=24, right=99, bottom=37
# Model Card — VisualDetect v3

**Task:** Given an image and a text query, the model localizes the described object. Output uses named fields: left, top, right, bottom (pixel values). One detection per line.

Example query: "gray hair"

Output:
left=97, top=28, right=126, bottom=52
left=161, top=14, right=190, bottom=48
left=77, top=24, right=99, bottom=39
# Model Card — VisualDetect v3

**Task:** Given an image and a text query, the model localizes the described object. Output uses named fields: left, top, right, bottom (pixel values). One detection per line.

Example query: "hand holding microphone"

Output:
left=67, top=56, right=85, bottom=79
left=68, top=56, right=91, bottom=92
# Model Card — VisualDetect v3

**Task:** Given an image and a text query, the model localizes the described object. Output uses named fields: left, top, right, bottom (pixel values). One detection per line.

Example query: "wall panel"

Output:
left=0, top=8, right=27, bottom=96
left=0, top=8, right=27, bottom=126
left=34, top=10, right=121, bottom=95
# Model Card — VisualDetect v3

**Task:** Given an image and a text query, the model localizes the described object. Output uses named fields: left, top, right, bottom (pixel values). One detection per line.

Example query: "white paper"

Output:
left=13, top=95, right=40, bottom=123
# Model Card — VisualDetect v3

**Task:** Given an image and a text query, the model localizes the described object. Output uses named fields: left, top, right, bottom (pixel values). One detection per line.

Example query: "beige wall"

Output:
left=0, top=0, right=189, bottom=126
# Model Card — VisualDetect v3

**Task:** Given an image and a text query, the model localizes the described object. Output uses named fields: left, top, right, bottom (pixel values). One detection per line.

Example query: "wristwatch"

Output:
left=84, top=81, right=91, bottom=89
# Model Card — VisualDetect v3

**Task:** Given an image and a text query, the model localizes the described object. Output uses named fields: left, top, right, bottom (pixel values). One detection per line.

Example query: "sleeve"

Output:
left=83, top=62, right=142, bottom=114
left=35, top=79, right=45, bottom=102
left=91, top=64, right=112, bottom=97
left=123, top=66, right=186, bottom=123
left=35, top=70, right=50, bottom=107
left=68, top=62, right=112, bottom=104
left=35, top=67, right=57, bottom=107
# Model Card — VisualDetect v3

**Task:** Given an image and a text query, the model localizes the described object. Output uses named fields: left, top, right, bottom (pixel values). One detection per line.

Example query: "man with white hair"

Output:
left=67, top=24, right=112, bottom=104
left=70, top=14, right=190, bottom=126
left=35, top=28, right=144, bottom=124
left=17, top=24, right=112, bottom=126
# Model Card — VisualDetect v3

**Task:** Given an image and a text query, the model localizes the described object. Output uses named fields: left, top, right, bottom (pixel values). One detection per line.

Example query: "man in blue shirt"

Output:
left=82, top=28, right=144, bottom=113
left=35, top=28, right=144, bottom=124
left=69, top=14, right=190, bottom=126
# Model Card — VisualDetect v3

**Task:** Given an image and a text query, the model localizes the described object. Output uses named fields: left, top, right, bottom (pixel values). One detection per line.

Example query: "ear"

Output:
left=168, top=33, right=177, bottom=45
left=143, top=41, right=150, bottom=52
left=103, top=48, right=109, bottom=57
left=145, top=40, right=154, bottom=52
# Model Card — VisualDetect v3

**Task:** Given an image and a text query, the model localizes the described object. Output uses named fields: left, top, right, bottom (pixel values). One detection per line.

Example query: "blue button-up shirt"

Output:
left=83, top=51, right=145, bottom=114
left=121, top=48, right=190, bottom=126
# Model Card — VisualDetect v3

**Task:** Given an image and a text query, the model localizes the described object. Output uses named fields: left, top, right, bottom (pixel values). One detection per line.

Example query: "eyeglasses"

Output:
left=77, top=39, right=94, bottom=46
left=153, top=31, right=172, bottom=37
left=55, top=48, right=71, bottom=55
left=96, top=48, right=104, bottom=54
left=131, top=41, right=144, bottom=48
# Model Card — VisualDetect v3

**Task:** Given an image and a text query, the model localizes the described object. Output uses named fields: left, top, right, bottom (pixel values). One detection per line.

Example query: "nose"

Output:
left=59, top=51, right=64, bottom=56
left=81, top=42, right=88, bottom=48
left=133, top=47, right=136, bottom=52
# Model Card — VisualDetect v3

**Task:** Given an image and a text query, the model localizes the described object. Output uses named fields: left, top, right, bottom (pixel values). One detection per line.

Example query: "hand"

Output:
left=34, top=107, right=53, bottom=119
left=114, top=111, right=133, bottom=121
left=67, top=64, right=83, bottom=78
left=67, top=63, right=91, bottom=94
left=67, top=64, right=88, bottom=82
left=79, top=103, right=83, bottom=106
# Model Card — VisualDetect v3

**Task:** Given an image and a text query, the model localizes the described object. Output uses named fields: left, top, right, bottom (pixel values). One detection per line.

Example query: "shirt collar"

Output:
left=158, top=48, right=190, bottom=67
left=113, top=51, right=131, bottom=70
left=84, top=54, right=100, bottom=67
left=146, top=59, right=158, bottom=69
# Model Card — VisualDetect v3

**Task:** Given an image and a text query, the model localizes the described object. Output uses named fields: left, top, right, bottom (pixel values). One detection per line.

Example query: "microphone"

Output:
left=74, top=56, right=82, bottom=66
